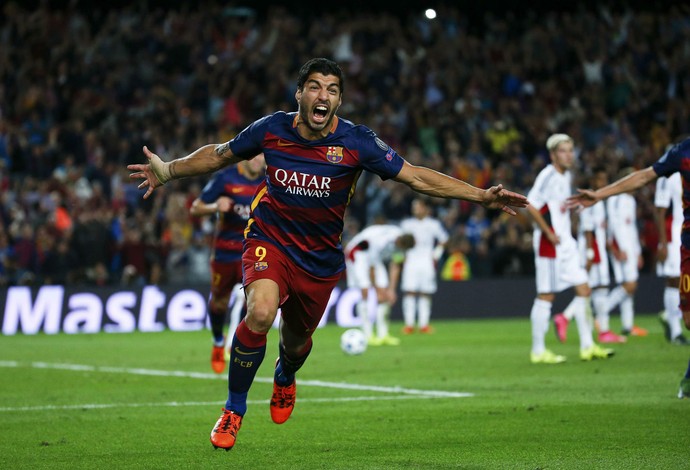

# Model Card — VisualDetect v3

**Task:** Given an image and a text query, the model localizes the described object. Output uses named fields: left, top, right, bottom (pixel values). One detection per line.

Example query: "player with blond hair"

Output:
left=526, top=133, right=614, bottom=364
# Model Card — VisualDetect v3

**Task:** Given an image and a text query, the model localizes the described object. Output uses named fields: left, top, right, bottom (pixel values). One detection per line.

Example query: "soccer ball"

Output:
left=340, top=328, right=367, bottom=355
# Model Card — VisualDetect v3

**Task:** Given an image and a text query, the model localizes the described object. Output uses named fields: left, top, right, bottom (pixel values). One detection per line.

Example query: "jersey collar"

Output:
left=291, top=114, right=340, bottom=136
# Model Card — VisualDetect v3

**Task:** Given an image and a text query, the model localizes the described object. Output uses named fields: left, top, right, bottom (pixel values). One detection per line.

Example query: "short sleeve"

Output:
left=353, top=127, right=405, bottom=181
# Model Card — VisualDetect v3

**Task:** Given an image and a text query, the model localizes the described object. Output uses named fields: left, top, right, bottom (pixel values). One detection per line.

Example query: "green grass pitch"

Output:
left=1, top=314, right=688, bottom=469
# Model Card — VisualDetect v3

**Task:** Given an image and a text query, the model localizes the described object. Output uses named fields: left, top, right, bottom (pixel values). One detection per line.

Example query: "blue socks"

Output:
left=226, top=320, right=267, bottom=416
left=275, top=339, right=312, bottom=387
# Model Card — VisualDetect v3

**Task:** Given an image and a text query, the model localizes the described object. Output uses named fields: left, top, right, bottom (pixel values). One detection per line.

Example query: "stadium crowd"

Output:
left=0, top=2, right=689, bottom=286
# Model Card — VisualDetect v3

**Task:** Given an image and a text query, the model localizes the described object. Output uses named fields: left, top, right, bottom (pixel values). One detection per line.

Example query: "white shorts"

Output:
left=345, top=251, right=389, bottom=290
left=656, top=241, right=681, bottom=278
left=401, top=253, right=437, bottom=294
left=587, top=260, right=610, bottom=288
left=611, top=254, right=639, bottom=283
left=535, top=254, right=589, bottom=294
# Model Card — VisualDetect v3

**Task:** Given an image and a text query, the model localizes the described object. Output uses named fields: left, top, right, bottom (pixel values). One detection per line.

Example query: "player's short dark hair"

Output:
left=297, top=58, right=344, bottom=95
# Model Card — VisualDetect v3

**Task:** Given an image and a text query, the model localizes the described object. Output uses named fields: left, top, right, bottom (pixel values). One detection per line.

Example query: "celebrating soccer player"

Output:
left=128, top=57, right=528, bottom=450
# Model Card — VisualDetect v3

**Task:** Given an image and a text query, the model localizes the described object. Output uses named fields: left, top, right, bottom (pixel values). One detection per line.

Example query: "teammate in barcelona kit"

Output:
left=128, top=58, right=528, bottom=450
left=568, top=136, right=690, bottom=398
left=654, top=171, right=689, bottom=345
left=399, top=197, right=448, bottom=334
left=525, top=133, right=614, bottom=364
left=190, top=154, right=266, bottom=374
left=344, top=223, right=415, bottom=345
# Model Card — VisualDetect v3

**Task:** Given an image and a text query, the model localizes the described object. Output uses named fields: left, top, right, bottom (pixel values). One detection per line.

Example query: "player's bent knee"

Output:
left=245, top=306, right=278, bottom=332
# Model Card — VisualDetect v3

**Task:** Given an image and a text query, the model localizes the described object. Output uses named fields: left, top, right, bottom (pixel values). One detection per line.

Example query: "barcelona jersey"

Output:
left=227, top=111, right=405, bottom=277
left=653, top=138, right=690, bottom=249
left=199, top=165, right=264, bottom=263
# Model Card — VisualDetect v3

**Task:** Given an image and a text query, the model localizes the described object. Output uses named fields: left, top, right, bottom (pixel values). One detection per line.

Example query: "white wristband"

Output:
left=152, top=160, right=173, bottom=184
left=586, top=248, right=595, bottom=260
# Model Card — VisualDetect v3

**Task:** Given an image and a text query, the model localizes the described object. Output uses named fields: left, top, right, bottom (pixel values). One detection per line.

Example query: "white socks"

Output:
left=356, top=300, right=372, bottom=338
left=530, top=299, right=552, bottom=355
left=402, top=295, right=416, bottom=328
left=592, top=288, right=609, bottom=332
left=532, top=296, right=594, bottom=354
left=418, top=296, right=432, bottom=328
left=571, top=296, right=594, bottom=350
left=620, top=293, right=634, bottom=331
left=606, top=286, right=627, bottom=314
left=376, top=303, right=391, bottom=339
left=402, top=295, right=432, bottom=329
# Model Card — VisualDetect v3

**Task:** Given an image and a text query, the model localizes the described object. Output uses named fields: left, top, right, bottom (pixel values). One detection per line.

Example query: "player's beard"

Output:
left=298, top=106, right=336, bottom=135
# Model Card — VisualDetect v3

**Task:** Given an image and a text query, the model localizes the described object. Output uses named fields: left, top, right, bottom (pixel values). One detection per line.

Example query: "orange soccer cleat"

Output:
left=210, top=409, right=243, bottom=450
left=270, top=359, right=297, bottom=424
left=629, top=325, right=649, bottom=337
left=211, top=344, right=226, bottom=374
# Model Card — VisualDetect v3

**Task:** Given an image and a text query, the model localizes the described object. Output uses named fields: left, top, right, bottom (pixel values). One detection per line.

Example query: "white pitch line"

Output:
left=0, top=395, right=446, bottom=413
left=300, top=380, right=472, bottom=398
left=1, top=361, right=474, bottom=399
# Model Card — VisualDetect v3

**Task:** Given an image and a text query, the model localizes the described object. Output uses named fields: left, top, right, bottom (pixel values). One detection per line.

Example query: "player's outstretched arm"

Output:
left=566, top=166, right=657, bottom=209
left=128, top=144, right=242, bottom=199
left=393, top=161, right=528, bottom=215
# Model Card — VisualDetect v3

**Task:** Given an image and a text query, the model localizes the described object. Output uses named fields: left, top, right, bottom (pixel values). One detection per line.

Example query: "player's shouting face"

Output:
left=295, top=73, right=342, bottom=139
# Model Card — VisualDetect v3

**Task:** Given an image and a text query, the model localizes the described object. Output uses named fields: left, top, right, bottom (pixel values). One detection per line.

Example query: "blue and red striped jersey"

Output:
left=227, top=111, right=405, bottom=277
left=199, top=165, right=264, bottom=263
left=653, top=138, right=690, bottom=248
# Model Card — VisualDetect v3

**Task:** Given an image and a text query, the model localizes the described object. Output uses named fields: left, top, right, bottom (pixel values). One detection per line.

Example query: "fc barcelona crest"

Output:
left=326, top=146, right=344, bottom=163
left=254, top=261, right=269, bottom=271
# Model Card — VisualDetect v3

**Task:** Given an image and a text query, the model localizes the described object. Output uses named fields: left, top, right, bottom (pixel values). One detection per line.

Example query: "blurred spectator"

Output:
left=118, top=224, right=149, bottom=286
left=440, top=235, right=472, bottom=281
left=465, top=206, right=490, bottom=248
left=0, top=228, right=16, bottom=286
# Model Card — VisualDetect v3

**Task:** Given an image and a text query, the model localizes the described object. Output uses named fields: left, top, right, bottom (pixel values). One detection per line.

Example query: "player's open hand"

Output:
left=481, top=184, right=529, bottom=216
left=566, top=189, right=598, bottom=210
left=127, top=146, right=172, bottom=199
